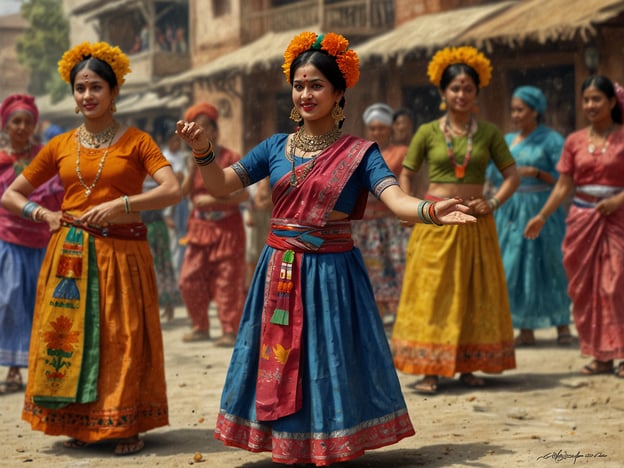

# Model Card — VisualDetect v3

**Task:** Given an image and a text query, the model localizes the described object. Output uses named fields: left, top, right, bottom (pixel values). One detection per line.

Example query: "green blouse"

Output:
left=403, top=120, right=515, bottom=184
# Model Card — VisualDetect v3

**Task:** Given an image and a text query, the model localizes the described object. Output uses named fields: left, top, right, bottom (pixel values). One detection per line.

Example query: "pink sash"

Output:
left=255, top=135, right=372, bottom=421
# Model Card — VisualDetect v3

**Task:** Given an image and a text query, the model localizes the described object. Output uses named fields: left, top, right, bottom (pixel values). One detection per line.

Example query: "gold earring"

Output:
left=439, top=99, right=447, bottom=111
left=111, top=102, right=117, bottom=113
left=75, top=106, right=80, bottom=114
left=289, top=106, right=301, bottom=122
left=331, top=102, right=344, bottom=124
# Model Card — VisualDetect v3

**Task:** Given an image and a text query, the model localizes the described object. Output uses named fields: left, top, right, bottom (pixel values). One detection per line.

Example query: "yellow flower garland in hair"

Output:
left=58, top=41, right=131, bottom=86
left=282, top=31, right=360, bottom=88
left=427, top=46, right=492, bottom=88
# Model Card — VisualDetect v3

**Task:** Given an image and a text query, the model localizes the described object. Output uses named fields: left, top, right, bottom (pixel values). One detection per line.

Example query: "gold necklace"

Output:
left=588, top=124, right=613, bottom=155
left=291, top=127, right=342, bottom=153
left=77, top=121, right=119, bottom=148
left=287, top=127, right=342, bottom=187
left=75, top=123, right=118, bottom=197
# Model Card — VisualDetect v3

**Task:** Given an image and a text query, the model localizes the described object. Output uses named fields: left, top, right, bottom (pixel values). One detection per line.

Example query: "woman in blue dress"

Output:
left=175, top=31, right=475, bottom=466
left=488, top=86, right=571, bottom=346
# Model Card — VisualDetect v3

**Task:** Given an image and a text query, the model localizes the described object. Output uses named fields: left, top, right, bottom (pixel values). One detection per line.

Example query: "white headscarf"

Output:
left=362, top=103, right=394, bottom=127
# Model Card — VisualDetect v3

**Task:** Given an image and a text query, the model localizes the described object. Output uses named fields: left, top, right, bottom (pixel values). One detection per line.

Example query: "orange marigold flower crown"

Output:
left=282, top=32, right=360, bottom=88
left=58, top=41, right=131, bottom=86
left=427, top=46, right=492, bottom=88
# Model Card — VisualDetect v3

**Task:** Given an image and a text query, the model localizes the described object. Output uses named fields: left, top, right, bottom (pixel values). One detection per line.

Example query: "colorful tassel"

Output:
left=270, top=250, right=295, bottom=325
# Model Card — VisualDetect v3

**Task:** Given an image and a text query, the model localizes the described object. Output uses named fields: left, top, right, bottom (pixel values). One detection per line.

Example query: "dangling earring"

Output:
left=331, top=102, right=344, bottom=125
left=111, top=102, right=117, bottom=113
left=289, top=106, right=301, bottom=122
left=439, top=99, right=447, bottom=111
left=75, top=106, right=80, bottom=114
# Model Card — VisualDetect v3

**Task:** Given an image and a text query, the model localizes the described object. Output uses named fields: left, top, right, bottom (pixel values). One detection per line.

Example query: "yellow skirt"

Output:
left=22, top=229, right=168, bottom=442
left=391, top=215, right=515, bottom=377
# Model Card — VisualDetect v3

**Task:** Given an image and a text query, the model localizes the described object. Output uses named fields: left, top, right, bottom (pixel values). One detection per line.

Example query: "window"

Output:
left=213, top=0, right=231, bottom=17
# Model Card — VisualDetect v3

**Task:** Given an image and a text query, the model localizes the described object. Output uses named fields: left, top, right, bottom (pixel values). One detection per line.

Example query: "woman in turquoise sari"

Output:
left=488, top=86, right=571, bottom=346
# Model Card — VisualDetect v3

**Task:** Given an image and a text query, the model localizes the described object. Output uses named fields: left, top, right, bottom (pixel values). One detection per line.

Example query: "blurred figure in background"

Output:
left=0, top=94, right=63, bottom=394
left=142, top=175, right=182, bottom=321
left=488, top=86, right=571, bottom=346
left=352, top=103, right=409, bottom=324
left=179, top=102, right=248, bottom=346
left=161, top=129, right=189, bottom=277
left=525, top=76, right=624, bottom=377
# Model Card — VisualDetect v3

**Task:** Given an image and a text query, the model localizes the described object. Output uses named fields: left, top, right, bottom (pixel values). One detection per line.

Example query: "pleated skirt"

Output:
left=392, top=215, right=516, bottom=377
left=22, top=230, right=169, bottom=441
left=214, top=246, right=415, bottom=466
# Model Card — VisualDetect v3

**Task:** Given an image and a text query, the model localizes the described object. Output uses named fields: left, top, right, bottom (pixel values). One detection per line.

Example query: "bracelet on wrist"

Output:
left=192, top=142, right=214, bottom=158
left=428, top=202, right=444, bottom=226
left=487, top=196, right=500, bottom=210
left=22, top=201, right=41, bottom=221
left=122, top=195, right=131, bottom=214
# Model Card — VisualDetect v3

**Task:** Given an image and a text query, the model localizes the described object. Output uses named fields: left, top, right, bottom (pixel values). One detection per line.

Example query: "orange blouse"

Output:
left=23, top=127, right=170, bottom=213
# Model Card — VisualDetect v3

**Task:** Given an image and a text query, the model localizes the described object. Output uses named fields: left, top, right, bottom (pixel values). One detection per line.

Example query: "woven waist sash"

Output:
left=256, top=220, right=353, bottom=421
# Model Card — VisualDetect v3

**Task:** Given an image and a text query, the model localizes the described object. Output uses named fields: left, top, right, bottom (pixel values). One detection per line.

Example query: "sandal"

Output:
left=556, top=333, right=573, bottom=346
left=615, top=362, right=624, bottom=379
left=214, top=333, right=236, bottom=348
left=459, top=373, right=486, bottom=388
left=581, top=360, right=613, bottom=375
left=161, top=304, right=174, bottom=322
left=0, top=368, right=24, bottom=394
left=414, top=375, right=438, bottom=395
left=514, top=331, right=536, bottom=347
left=182, top=329, right=210, bottom=342
left=114, top=436, right=144, bottom=456
left=63, top=438, right=89, bottom=449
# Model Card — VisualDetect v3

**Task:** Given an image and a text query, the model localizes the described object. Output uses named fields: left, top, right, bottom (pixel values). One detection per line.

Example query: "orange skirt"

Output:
left=22, top=229, right=168, bottom=441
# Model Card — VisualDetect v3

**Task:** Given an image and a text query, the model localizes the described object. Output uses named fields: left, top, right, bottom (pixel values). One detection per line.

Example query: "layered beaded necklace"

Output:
left=75, top=121, right=119, bottom=197
left=588, top=124, right=613, bottom=155
left=287, top=127, right=342, bottom=187
left=442, top=117, right=474, bottom=179
left=77, top=122, right=119, bottom=148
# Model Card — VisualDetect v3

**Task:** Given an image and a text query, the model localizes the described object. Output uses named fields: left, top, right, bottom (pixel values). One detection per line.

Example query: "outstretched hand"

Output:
left=434, top=198, right=476, bottom=225
left=176, top=120, right=211, bottom=152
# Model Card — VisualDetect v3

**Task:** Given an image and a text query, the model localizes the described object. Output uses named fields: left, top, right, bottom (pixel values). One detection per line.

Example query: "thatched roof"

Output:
left=355, top=1, right=517, bottom=65
left=156, top=29, right=305, bottom=89
left=461, top=0, right=624, bottom=48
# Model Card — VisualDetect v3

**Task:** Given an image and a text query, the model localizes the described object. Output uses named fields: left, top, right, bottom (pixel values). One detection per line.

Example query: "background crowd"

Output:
left=0, top=31, right=623, bottom=466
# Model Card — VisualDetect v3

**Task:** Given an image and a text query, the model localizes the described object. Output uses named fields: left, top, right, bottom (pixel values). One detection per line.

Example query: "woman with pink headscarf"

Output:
left=0, top=94, right=63, bottom=393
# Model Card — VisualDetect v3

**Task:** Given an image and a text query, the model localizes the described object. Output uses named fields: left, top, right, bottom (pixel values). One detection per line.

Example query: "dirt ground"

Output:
left=1, top=306, right=623, bottom=468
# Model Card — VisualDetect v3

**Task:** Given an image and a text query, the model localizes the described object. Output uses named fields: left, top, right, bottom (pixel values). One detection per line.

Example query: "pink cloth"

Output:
left=557, top=127, right=624, bottom=360
left=179, top=145, right=245, bottom=334
left=1, top=94, right=38, bottom=128
left=0, top=148, right=63, bottom=248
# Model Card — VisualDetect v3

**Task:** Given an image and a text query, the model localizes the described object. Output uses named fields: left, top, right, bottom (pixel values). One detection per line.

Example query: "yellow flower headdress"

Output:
left=427, top=46, right=492, bottom=88
left=282, top=32, right=360, bottom=88
left=58, top=41, right=131, bottom=86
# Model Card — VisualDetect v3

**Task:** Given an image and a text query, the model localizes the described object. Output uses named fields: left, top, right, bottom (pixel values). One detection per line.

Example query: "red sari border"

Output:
left=214, top=409, right=415, bottom=466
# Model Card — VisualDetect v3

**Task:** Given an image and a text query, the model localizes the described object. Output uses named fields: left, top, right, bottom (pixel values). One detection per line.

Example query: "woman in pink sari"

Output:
left=525, top=75, right=624, bottom=377
left=176, top=31, right=475, bottom=466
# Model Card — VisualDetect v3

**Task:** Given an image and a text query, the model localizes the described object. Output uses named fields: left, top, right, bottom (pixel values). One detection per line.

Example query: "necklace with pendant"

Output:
left=588, top=125, right=613, bottom=155
left=75, top=122, right=119, bottom=197
left=77, top=121, right=119, bottom=148
left=443, top=117, right=474, bottom=179
left=287, top=127, right=342, bottom=187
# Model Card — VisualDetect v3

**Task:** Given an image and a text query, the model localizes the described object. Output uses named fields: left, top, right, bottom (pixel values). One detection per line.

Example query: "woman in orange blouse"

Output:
left=1, top=42, right=180, bottom=455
